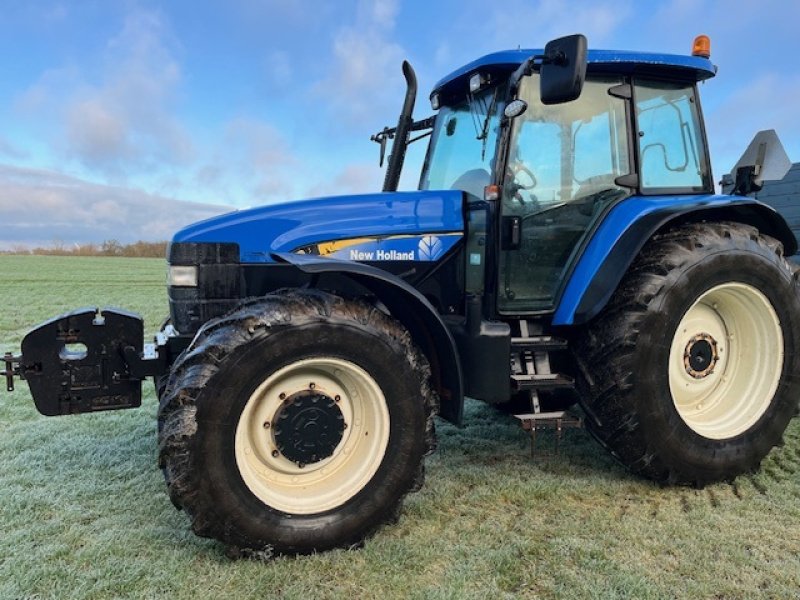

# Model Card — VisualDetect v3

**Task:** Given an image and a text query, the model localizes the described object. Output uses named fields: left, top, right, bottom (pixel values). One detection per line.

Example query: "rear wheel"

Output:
left=158, top=289, right=437, bottom=554
left=575, top=222, right=800, bottom=485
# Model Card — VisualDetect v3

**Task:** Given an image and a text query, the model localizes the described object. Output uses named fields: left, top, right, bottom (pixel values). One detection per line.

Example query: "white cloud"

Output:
left=0, top=164, right=230, bottom=248
left=482, top=0, right=631, bottom=52
left=15, top=8, right=193, bottom=179
left=306, top=163, right=384, bottom=198
left=266, top=50, right=292, bottom=86
left=189, top=117, right=300, bottom=205
left=368, top=0, right=399, bottom=29
left=0, top=136, right=27, bottom=160
left=318, top=0, right=406, bottom=123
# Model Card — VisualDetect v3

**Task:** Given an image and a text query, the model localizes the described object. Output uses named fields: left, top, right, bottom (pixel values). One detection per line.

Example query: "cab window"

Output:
left=635, top=80, right=709, bottom=191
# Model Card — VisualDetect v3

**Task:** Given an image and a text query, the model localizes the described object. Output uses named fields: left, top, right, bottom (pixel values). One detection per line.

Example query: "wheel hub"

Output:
left=683, top=333, right=719, bottom=379
left=273, top=390, right=345, bottom=466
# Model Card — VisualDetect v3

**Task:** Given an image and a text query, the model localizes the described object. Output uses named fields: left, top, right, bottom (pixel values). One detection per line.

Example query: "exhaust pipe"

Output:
left=382, top=61, right=417, bottom=192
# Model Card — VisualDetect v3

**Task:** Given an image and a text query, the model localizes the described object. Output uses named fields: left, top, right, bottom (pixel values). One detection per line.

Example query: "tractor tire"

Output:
left=157, top=289, right=437, bottom=555
left=574, top=222, right=800, bottom=486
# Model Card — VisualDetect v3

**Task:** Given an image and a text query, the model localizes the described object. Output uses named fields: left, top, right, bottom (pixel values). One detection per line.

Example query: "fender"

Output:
left=553, top=195, right=796, bottom=326
left=272, top=252, right=464, bottom=425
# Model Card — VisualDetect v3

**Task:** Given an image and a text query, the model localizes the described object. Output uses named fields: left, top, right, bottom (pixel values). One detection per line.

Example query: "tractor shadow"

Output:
left=433, top=398, right=621, bottom=479
left=429, top=398, right=800, bottom=514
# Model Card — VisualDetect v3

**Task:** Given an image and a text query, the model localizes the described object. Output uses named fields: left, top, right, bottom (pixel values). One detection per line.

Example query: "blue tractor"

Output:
left=4, top=35, right=799, bottom=555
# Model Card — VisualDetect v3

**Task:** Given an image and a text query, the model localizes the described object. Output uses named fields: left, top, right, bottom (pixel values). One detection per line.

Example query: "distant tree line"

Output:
left=2, top=240, right=168, bottom=258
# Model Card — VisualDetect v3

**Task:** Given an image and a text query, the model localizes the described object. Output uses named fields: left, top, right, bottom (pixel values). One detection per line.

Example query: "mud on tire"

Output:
left=157, top=289, right=438, bottom=555
left=574, top=222, right=800, bottom=486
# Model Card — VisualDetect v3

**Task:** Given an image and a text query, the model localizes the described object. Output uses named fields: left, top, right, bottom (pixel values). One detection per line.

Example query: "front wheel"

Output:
left=575, top=222, right=800, bottom=485
left=158, top=289, right=437, bottom=555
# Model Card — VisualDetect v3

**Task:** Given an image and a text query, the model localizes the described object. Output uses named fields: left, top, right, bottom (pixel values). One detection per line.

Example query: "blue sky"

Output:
left=1, top=0, right=798, bottom=247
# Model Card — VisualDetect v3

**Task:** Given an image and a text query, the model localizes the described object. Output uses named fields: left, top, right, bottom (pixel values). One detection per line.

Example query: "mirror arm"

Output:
left=509, top=48, right=569, bottom=93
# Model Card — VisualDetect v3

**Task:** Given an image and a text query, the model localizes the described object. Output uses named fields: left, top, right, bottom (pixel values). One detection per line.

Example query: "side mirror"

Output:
left=540, top=34, right=587, bottom=105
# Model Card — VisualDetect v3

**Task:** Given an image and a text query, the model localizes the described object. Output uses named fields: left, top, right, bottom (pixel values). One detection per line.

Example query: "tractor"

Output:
left=3, top=34, right=799, bottom=556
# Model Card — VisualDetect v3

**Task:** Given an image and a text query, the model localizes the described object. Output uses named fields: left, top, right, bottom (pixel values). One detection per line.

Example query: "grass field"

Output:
left=1, top=255, right=800, bottom=599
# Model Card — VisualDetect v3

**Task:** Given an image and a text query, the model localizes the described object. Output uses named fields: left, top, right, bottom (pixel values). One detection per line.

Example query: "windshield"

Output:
left=419, top=87, right=503, bottom=198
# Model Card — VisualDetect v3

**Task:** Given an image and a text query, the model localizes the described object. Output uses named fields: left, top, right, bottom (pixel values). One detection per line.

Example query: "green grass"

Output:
left=1, top=255, right=800, bottom=599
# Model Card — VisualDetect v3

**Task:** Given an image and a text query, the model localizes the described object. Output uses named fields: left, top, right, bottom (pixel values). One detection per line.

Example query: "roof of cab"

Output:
left=432, top=49, right=716, bottom=97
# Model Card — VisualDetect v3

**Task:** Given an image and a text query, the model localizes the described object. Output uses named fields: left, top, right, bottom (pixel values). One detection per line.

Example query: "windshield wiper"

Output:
left=476, top=88, right=499, bottom=161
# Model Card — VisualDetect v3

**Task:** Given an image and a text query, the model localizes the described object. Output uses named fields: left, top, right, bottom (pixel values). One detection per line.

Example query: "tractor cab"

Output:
left=415, top=36, right=717, bottom=315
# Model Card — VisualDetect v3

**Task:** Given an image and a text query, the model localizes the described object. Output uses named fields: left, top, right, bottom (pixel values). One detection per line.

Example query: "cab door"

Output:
left=498, top=76, right=632, bottom=313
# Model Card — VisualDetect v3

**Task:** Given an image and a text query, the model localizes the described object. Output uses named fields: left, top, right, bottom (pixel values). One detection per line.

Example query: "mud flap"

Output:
left=21, top=307, right=145, bottom=416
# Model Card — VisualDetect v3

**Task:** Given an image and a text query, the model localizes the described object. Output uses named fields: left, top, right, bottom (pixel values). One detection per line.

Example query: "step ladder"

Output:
left=510, top=320, right=582, bottom=456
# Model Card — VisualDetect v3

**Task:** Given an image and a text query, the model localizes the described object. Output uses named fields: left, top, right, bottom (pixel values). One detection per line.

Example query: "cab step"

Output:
left=510, top=335, right=568, bottom=352
left=511, top=373, right=575, bottom=390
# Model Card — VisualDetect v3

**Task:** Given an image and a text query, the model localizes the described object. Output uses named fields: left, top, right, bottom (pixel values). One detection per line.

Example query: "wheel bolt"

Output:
left=279, top=392, right=286, bottom=400
left=309, top=382, right=316, bottom=390
left=343, top=423, right=348, bottom=430
left=271, top=449, right=279, bottom=458
left=263, top=421, right=270, bottom=429
left=334, top=395, right=341, bottom=402
left=297, top=462, right=305, bottom=469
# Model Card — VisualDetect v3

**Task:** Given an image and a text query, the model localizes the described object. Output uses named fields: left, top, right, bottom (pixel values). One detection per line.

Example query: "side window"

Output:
left=513, top=121, right=562, bottom=205
left=635, top=81, right=708, bottom=190
left=573, top=117, right=612, bottom=181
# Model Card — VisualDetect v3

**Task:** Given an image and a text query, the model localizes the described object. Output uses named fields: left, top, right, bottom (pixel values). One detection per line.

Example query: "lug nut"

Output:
left=263, top=421, right=270, bottom=429
left=271, top=449, right=279, bottom=458
left=279, top=392, right=286, bottom=400
left=309, top=382, right=316, bottom=390
left=334, top=395, right=341, bottom=402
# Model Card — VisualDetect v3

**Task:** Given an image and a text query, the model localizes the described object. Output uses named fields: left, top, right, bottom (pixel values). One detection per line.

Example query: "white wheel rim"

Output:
left=668, top=282, right=783, bottom=440
left=235, top=357, right=390, bottom=514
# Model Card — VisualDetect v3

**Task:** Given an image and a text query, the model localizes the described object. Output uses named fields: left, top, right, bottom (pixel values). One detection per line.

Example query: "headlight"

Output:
left=168, top=265, right=198, bottom=287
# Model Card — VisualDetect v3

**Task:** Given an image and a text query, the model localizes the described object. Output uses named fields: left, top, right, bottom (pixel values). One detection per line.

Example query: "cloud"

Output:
left=318, top=0, right=406, bottom=123
left=306, top=163, right=384, bottom=198
left=0, top=164, right=230, bottom=248
left=266, top=50, right=292, bottom=86
left=0, top=136, right=27, bottom=160
left=190, top=117, right=299, bottom=205
left=15, top=8, right=193, bottom=178
left=486, top=0, right=631, bottom=49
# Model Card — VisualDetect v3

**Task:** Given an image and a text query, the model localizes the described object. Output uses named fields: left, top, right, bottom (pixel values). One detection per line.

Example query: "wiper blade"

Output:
left=477, top=88, right=499, bottom=161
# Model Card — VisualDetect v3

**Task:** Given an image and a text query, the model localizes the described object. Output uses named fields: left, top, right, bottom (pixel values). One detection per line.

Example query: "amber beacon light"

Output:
left=692, top=35, right=711, bottom=58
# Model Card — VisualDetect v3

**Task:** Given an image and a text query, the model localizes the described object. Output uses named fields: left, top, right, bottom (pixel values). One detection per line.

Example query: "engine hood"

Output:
left=172, top=190, right=465, bottom=263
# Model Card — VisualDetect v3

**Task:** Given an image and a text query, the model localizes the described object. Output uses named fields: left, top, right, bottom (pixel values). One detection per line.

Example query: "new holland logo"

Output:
left=418, top=235, right=444, bottom=261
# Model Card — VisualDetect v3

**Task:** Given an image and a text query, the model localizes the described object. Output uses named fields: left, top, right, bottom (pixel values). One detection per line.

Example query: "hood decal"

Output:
left=298, top=232, right=461, bottom=262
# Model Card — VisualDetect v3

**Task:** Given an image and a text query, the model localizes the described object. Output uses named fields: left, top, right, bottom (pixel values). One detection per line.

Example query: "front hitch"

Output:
left=4, top=307, right=167, bottom=416
left=1, top=352, right=22, bottom=392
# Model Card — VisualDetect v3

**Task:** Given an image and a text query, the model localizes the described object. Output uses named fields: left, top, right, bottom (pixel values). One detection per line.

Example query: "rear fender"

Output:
left=554, top=195, right=796, bottom=326
left=272, top=252, right=464, bottom=424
